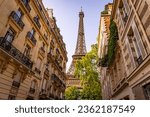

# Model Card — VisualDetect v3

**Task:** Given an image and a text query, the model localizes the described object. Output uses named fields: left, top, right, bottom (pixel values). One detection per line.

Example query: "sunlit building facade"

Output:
left=97, top=3, right=113, bottom=100
left=98, top=0, right=150, bottom=100
left=0, top=0, right=68, bottom=100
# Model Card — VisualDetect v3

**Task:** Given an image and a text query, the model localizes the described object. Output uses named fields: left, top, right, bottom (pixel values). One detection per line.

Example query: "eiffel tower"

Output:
left=67, top=8, right=87, bottom=89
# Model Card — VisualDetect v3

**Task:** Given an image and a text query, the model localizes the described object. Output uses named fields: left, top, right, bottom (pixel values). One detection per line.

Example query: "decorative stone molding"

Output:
left=0, top=59, right=9, bottom=73
left=12, top=68, right=18, bottom=79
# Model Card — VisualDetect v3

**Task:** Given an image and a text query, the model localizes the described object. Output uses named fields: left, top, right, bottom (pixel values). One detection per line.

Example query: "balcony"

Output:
left=12, top=81, right=20, bottom=88
left=26, top=32, right=37, bottom=45
left=34, top=67, right=41, bottom=75
left=51, top=74, right=66, bottom=88
left=136, top=56, right=143, bottom=65
left=33, top=17, right=41, bottom=29
left=21, top=0, right=31, bottom=12
left=29, top=88, right=35, bottom=94
left=10, top=11, right=25, bottom=29
left=0, top=37, right=33, bottom=69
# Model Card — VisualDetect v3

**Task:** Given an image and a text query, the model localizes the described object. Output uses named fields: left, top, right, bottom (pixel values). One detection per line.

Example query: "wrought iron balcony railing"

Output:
left=29, top=88, right=35, bottom=94
left=26, top=32, right=37, bottom=45
left=10, top=11, right=25, bottom=29
left=0, top=37, right=33, bottom=69
left=21, top=0, right=31, bottom=12
left=51, top=74, right=66, bottom=88
left=12, top=81, right=20, bottom=88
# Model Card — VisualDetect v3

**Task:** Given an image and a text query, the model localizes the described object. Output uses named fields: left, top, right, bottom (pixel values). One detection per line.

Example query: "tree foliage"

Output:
left=74, top=44, right=102, bottom=100
left=65, top=86, right=80, bottom=100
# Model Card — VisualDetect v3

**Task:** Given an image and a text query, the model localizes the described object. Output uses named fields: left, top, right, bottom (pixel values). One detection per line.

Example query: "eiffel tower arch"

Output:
left=67, top=9, right=87, bottom=89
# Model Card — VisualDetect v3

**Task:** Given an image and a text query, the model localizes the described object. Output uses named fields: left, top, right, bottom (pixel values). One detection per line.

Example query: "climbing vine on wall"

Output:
left=107, top=20, right=119, bottom=66
left=98, top=20, right=119, bottom=67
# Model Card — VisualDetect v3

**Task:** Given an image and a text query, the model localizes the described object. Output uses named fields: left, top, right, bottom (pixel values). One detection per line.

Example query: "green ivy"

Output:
left=107, top=20, right=118, bottom=66
left=98, top=20, right=118, bottom=67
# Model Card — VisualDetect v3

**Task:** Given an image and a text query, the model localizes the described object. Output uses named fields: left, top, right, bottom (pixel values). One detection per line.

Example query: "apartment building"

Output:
left=98, top=0, right=150, bottom=100
left=0, top=0, right=68, bottom=100
left=97, top=3, right=113, bottom=100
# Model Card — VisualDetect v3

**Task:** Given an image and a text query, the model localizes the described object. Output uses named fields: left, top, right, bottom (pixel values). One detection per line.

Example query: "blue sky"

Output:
left=43, top=0, right=113, bottom=70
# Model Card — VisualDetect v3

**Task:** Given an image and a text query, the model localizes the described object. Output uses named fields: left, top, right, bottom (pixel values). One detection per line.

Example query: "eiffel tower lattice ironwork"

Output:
left=67, top=9, right=87, bottom=88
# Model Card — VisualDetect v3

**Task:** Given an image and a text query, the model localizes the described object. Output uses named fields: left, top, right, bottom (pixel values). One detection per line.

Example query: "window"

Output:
left=24, top=45, right=31, bottom=57
left=35, top=16, right=39, bottom=20
left=30, top=28, right=35, bottom=35
left=34, top=15, right=41, bottom=28
left=16, top=9, right=23, bottom=19
left=22, top=0, right=29, bottom=5
left=5, top=28, right=16, bottom=43
left=133, top=22, right=146, bottom=58
left=29, top=80, right=36, bottom=94
left=12, top=71, right=22, bottom=88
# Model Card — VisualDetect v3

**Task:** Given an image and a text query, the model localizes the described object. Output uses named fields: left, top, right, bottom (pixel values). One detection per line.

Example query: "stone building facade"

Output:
left=98, top=0, right=150, bottom=100
left=97, top=3, right=113, bottom=100
left=0, top=0, right=68, bottom=100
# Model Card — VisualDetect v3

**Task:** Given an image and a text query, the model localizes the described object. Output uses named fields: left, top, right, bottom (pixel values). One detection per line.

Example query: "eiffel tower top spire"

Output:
left=73, top=8, right=87, bottom=58
left=67, top=9, right=87, bottom=76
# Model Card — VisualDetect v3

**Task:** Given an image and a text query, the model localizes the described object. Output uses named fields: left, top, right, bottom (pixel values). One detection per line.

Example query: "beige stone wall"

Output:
left=0, top=0, right=67, bottom=100
left=97, top=3, right=113, bottom=100
left=98, top=0, right=150, bottom=100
